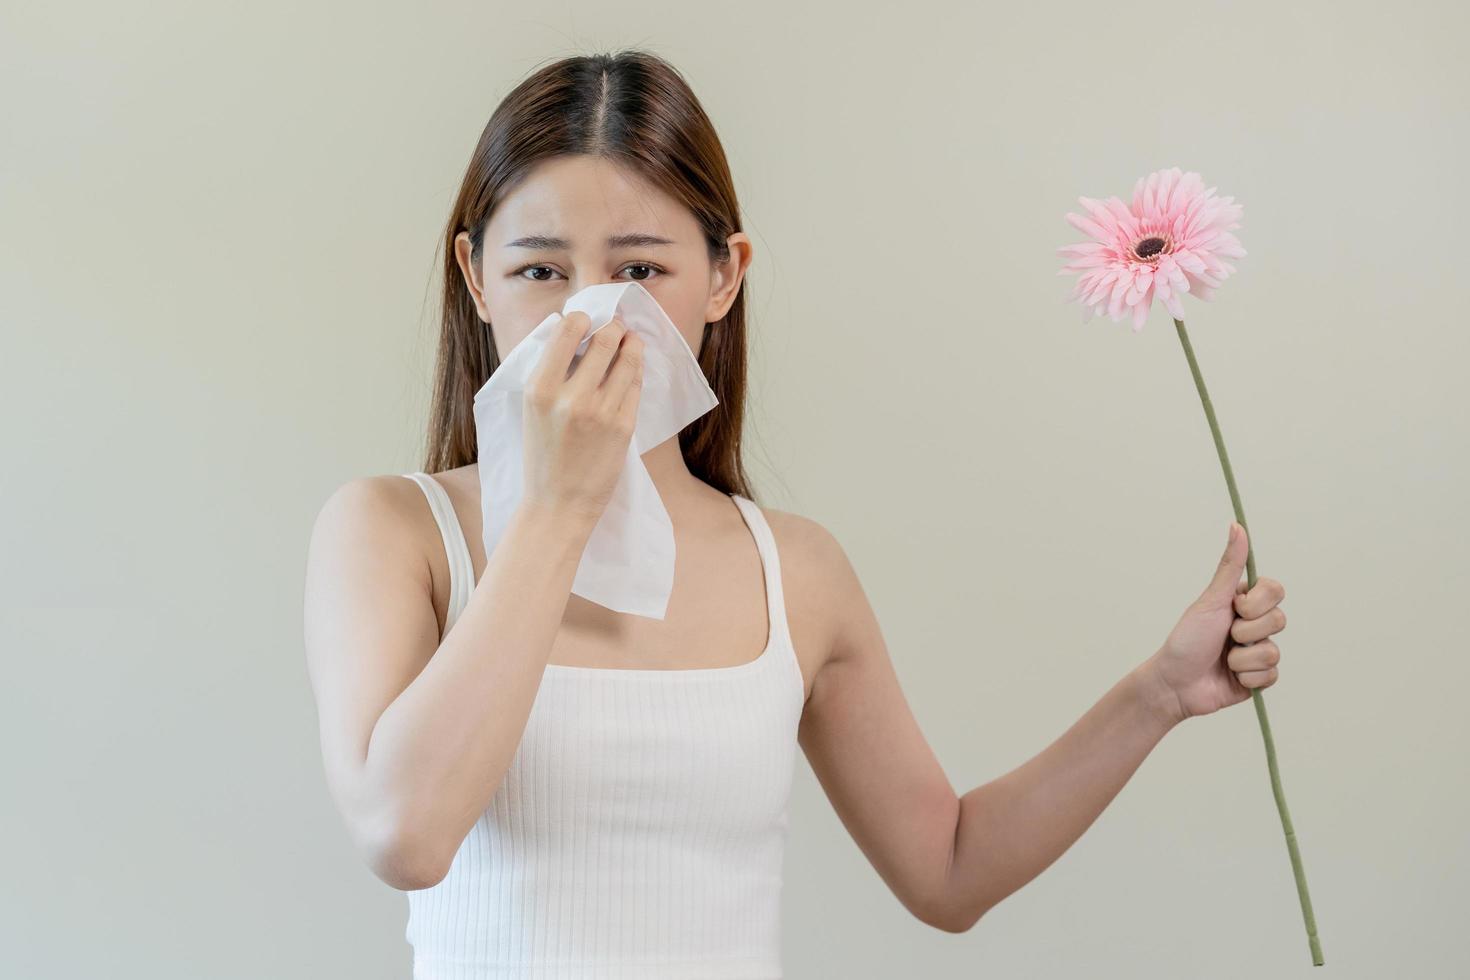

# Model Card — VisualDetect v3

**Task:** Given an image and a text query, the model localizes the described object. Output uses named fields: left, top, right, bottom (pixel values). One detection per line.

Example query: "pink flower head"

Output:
left=1057, top=167, right=1245, bottom=331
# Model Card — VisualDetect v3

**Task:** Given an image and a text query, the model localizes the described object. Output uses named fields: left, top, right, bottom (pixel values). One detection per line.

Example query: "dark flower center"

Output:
left=1134, top=237, right=1167, bottom=259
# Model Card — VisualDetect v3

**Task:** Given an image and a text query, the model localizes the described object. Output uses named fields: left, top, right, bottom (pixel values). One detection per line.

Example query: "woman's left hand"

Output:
left=1147, top=522, right=1288, bottom=723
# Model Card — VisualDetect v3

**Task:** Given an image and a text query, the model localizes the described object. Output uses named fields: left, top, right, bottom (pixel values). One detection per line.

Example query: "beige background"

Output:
left=3, top=0, right=1465, bottom=976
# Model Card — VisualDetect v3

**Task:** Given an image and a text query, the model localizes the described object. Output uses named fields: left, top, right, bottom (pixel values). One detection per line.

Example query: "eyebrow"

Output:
left=502, top=232, right=676, bottom=250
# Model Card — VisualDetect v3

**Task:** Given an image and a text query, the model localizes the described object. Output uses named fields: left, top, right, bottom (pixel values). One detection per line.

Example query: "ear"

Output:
left=704, top=232, right=754, bottom=324
left=453, top=231, right=490, bottom=322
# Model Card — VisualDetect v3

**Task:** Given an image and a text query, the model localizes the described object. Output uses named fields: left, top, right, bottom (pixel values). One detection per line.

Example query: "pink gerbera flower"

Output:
left=1057, top=167, right=1246, bottom=331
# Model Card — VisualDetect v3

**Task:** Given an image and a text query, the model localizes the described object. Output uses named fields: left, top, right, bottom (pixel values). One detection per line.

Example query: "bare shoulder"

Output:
left=745, top=502, right=866, bottom=691
left=310, top=472, right=435, bottom=562
left=757, top=505, right=854, bottom=581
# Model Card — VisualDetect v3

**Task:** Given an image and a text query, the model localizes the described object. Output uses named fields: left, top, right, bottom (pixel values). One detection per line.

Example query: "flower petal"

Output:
left=1107, top=276, right=1130, bottom=318
left=1065, top=211, right=1113, bottom=243
left=1103, top=196, right=1142, bottom=239
left=1132, top=298, right=1150, bottom=331
left=1175, top=250, right=1208, bottom=274
left=1077, top=196, right=1124, bottom=236
left=1163, top=289, right=1187, bottom=319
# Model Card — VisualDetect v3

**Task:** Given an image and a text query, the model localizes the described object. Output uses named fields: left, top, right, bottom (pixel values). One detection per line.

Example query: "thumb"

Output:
left=1202, top=521, right=1248, bottom=607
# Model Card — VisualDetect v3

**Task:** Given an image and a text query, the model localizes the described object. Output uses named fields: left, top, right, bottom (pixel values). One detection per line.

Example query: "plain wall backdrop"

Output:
left=3, top=0, right=1466, bottom=977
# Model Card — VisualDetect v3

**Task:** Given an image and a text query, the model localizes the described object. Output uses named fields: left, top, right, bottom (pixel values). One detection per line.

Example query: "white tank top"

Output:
left=398, top=472, right=806, bottom=980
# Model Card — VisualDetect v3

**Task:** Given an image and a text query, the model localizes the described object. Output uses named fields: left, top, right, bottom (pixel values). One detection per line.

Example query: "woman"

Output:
left=303, top=49, right=1288, bottom=978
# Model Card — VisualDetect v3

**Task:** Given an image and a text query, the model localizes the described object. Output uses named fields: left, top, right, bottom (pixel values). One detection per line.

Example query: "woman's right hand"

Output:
left=520, top=311, right=644, bottom=526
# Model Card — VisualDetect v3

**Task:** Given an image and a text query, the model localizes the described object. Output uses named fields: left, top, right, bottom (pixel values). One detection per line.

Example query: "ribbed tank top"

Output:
left=398, top=472, right=806, bottom=980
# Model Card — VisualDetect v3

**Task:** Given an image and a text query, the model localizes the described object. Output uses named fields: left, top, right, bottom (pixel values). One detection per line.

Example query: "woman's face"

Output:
left=455, top=154, right=752, bottom=360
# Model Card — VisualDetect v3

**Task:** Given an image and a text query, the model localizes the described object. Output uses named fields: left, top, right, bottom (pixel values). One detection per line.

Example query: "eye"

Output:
left=619, top=262, right=665, bottom=282
left=513, top=264, right=563, bottom=282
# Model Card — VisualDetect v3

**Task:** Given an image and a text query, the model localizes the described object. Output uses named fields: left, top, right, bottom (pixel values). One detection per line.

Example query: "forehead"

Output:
left=486, top=155, right=695, bottom=243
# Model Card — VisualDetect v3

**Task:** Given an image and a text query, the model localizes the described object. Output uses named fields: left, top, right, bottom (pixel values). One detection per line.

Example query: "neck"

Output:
left=640, top=434, right=706, bottom=508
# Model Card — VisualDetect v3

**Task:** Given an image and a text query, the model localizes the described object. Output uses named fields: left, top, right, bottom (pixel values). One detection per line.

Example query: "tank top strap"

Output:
left=728, top=493, right=793, bottom=650
left=401, top=472, right=475, bottom=630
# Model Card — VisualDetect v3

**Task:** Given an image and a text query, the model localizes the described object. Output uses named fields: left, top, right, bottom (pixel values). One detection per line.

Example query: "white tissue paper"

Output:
left=472, top=280, right=720, bottom=620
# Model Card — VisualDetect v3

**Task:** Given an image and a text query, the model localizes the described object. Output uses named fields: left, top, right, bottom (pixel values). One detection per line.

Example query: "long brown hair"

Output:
left=420, top=50, right=755, bottom=501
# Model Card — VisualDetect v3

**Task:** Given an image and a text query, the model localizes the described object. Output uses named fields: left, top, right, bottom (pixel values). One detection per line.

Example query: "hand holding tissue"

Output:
left=473, top=281, right=720, bottom=620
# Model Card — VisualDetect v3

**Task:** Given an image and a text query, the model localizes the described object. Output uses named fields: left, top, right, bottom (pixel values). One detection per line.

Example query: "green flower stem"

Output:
left=1172, top=317, right=1324, bottom=967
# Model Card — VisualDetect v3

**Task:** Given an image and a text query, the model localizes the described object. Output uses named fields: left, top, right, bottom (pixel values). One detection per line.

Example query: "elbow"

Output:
left=372, top=842, right=450, bottom=893
left=928, top=904, right=984, bottom=934
left=360, top=811, right=453, bottom=892
left=916, top=891, right=985, bottom=934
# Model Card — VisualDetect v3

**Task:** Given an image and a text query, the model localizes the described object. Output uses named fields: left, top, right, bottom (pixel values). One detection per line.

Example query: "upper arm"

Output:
left=790, top=517, right=966, bottom=932
left=302, top=475, right=443, bottom=865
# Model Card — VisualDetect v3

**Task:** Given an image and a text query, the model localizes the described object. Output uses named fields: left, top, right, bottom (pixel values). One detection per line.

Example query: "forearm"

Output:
left=942, top=657, right=1182, bottom=928
left=362, top=500, right=595, bottom=875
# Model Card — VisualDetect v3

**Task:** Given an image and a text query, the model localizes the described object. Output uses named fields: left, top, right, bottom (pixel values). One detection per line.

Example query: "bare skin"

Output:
left=304, top=155, right=1289, bottom=933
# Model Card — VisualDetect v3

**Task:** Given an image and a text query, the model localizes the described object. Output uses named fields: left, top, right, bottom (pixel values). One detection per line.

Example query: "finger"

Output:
left=1233, top=576, right=1286, bottom=619
left=1234, top=666, right=1279, bottom=690
left=1227, top=639, right=1280, bottom=673
left=1203, top=523, right=1249, bottom=606
left=1230, top=606, right=1287, bottom=644
left=614, top=336, right=645, bottom=431
left=600, top=329, right=643, bottom=411
left=564, top=315, right=628, bottom=398
left=528, top=311, right=591, bottom=391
